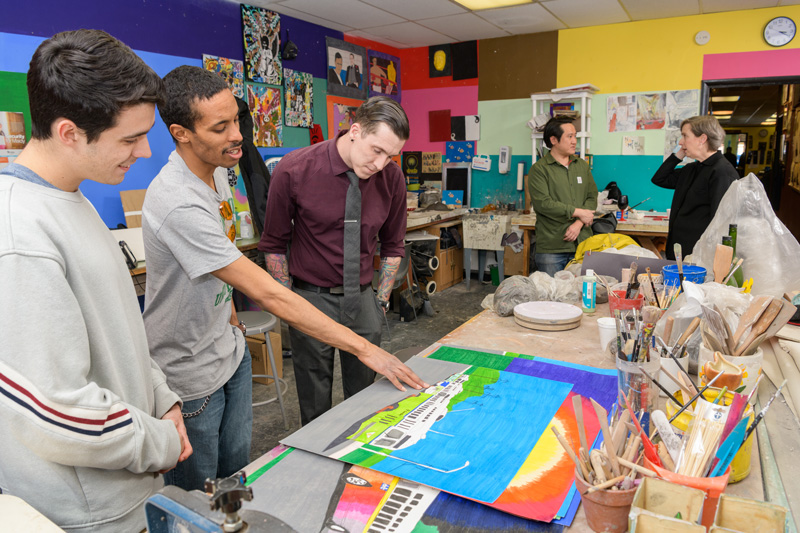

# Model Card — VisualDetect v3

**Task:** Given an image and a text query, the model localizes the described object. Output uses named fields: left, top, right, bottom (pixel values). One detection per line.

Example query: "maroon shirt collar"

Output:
left=328, top=130, right=353, bottom=177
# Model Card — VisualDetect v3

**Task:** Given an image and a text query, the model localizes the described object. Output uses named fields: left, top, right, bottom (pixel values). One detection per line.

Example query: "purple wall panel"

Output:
left=0, top=0, right=340, bottom=76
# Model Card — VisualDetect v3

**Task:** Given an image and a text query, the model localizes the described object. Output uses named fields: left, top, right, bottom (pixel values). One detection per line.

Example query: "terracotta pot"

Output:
left=574, top=470, right=637, bottom=532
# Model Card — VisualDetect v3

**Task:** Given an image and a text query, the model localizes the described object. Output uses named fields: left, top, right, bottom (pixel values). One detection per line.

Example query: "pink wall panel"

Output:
left=703, top=48, right=800, bottom=80
left=402, top=85, right=479, bottom=152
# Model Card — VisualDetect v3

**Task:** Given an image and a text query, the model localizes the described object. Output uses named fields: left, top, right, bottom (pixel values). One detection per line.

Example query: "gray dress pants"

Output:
left=289, top=286, right=382, bottom=425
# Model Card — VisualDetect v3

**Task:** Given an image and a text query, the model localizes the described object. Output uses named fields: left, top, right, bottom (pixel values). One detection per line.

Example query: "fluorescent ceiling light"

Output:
left=711, top=96, right=740, bottom=102
left=762, top=120, right=776, bottom=125
left=712, top=110, right=733, bottom=115
left=453, top=0, right=532, bottom=10
left=716, top=116, right=731, bottom=120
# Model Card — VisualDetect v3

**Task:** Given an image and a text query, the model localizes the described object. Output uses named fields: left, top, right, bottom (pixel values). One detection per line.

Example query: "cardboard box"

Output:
left=503, top=245, right=525, bottom=276
left=246, top=330, right=283, bottom=386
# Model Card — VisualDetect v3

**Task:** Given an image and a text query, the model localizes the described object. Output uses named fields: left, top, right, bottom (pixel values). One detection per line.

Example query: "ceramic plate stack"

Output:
left=513, top=301, right=583, bottom=331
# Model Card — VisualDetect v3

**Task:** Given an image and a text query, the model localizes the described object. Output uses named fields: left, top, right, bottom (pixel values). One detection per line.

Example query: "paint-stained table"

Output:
left=241, top=303, right=770, bottom=532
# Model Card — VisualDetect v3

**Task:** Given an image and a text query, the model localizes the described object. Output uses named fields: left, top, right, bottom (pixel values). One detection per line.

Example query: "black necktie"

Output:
left=343, top=171, right=362, bottom=323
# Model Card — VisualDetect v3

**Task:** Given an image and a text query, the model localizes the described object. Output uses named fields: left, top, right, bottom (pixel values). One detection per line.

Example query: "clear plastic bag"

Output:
left=490, top=271, right=582, bottom=317
left=692, top=174, right=800, bottom=297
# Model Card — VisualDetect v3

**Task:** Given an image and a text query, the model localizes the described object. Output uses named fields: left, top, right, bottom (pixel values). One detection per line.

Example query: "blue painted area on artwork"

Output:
left=422, top=491, right=563, bottom=532
left=505, top=359, right=616, bottom=413
left=375, top=371, right=572, bottom=504
left=591, top=155, right=674, bottom=212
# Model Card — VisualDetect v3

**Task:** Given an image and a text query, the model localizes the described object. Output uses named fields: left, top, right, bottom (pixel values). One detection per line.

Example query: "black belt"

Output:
left=294, top=278, right=371, bottom=295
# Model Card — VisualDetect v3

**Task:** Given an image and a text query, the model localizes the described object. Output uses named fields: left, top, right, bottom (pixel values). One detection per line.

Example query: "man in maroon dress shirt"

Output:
left=259, top=96, right=410, bottom=425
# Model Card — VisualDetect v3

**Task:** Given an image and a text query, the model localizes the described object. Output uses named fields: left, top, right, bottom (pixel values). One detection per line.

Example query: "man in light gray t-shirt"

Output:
left=146, top=66, right=427, bottom=491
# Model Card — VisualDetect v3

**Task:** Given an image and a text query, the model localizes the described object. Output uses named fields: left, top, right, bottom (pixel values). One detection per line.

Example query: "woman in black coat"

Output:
left=652, top=115, right=738, bottom=260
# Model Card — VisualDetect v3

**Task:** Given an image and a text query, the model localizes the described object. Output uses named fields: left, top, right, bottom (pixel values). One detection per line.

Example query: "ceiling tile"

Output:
left=541, top=0, right=630, bottom=27
left=357, top=22, right=455, bottom=47
left=419, top=13, right=512, bottom=41
left=619, top=0, right=700, bottom=21
left=345, top=30, right=414, bottom=48
left=269, top=4, right=354, bottom=32
left=779, top=0, right=800, bottom=5
left=360, top=0, right=468, bottom=20
left=702, top=0, right=779, bottom=13
left=476, top=3, right=565, bottom=33
left=277, top=0, right=404, bottom=27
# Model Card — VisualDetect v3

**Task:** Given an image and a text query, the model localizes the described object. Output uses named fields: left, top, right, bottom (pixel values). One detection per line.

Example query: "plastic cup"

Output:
left=597, top=317, right=617, bottom=353
left=608, top=282, right=645, bottom=314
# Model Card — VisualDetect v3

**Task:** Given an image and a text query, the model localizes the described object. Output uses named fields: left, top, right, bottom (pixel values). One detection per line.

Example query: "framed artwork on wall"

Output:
left=284, top=68, right=313, bottom=128
left=325, top=37, right=368, bottom=100
left=241, top=4, right=281, bottom=85
left=367, top=50, right=400, bottom=102
left=247, top=84, right=282, bottom=147
left=202, top=55, right=245, bottom=99
left=326, top=95, right=364, bottom=140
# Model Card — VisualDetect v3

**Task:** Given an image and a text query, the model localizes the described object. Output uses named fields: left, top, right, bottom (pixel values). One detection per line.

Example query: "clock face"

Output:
left=764, top=17, right=796, bottom=47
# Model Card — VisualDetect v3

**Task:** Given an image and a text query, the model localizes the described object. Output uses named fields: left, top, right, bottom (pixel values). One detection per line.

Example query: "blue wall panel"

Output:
left=590, top=155, right=673, bottom=212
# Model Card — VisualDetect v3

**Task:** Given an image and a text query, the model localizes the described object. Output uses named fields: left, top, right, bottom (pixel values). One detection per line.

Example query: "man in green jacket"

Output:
left=528, top=116, right=598, bottom=276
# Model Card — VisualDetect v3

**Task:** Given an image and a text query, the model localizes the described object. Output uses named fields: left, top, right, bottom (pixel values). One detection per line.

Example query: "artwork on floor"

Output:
left=326, top=95, right=364, bottom=140
left=326, top=37, right=368, bottom=100
left=283, top=68, right=313, bottom=128
left=607, top=94, right=636, bottom=132
left=202, top=55, right=244, bottom=99
left=247, top=85, right=282, bottom=147
left=367, top=49, right=401, bottom=102
left=636, top=93, right=666, bottom=130
left=622, top=135, right=645, bottom=155
left=429, top=44, right=451, bottom=78
left=666, top=89, right=699, bottom=130
left=445, top=141, right=475, bottom=163
left=282, top=357, right=573, bottom=504
left=241, top=4, right=281, bottom=85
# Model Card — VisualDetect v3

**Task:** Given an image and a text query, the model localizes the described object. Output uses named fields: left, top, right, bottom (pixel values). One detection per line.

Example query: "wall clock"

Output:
left=764, top=16, right=796, bottom=47
left=759, top=129, right=768, bottom=138
left=695, top=31, right=710, bottom=46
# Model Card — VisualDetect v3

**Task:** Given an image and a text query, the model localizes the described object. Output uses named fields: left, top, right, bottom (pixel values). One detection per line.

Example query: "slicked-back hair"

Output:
left=543, top=116, right=576, bottom=149
left=681, top=115, right=726, bottom=152
left=159, top=65, right=230, bottom=143
left=28, top=29, right=164, bottom=143
left=354, top=96, right=409, bottom=141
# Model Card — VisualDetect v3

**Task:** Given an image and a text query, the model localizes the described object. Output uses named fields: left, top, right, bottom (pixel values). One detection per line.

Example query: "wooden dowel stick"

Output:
left=591, top=399, right=622, bottom=477
left=584, top=475, right=627, bottom=494
left=551, top=426, right=588, bottom=482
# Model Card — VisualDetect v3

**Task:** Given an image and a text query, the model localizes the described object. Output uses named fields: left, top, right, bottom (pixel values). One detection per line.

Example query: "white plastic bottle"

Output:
left=582, top=269, right=597, bottom=314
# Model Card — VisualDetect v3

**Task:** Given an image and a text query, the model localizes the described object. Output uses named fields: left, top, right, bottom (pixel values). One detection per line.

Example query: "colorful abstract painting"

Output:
left=326, top=95, right=363, bottom=140
left=202, top=55, right=244, bottom=99
left=284, top=356, right=572, bottom=504
left=247, top=85, right=282, bottom=147
left=368, top=49, right=401, bottom=103
left=241, top=4, right=281, bottom=85
left=636, top=93, right=666, bottom=130
left=283, top=68, right=313, bottom=128
left=426, top=347, right=616, bottom=523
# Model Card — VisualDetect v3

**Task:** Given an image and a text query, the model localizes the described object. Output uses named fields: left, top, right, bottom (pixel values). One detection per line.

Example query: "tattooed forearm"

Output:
left=377, top=256, right=401, bottom=302
left=264, top=253, right=291, bottom=288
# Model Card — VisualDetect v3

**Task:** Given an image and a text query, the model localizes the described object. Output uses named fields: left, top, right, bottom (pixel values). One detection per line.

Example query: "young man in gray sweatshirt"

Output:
left=0, top=29, right=191, bottom=532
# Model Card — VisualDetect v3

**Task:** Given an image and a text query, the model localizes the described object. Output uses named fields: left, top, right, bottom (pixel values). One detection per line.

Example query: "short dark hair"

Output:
left=335, top=52, right=342, bottom=61
left=159, top=65, right=230, bottom=143
left=27, top=29, right=164, bottom=143
left=543, top=116, right=576, bottom=149
left=355, top=96, right=409, bottom=141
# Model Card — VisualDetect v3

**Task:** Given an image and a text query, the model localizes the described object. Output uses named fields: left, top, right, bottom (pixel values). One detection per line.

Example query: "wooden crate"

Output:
left=246, top=330, right=283, bottom=386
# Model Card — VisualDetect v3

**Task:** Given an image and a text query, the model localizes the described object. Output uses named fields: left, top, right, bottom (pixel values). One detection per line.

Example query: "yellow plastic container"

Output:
left=665, top=389, right=754, bottom=483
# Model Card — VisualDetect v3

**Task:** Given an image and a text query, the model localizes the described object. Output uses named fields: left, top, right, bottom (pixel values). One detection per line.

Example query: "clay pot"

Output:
left=703, top=351, right=744, bottom=390
left=574, top=470, right=637, bottom=532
